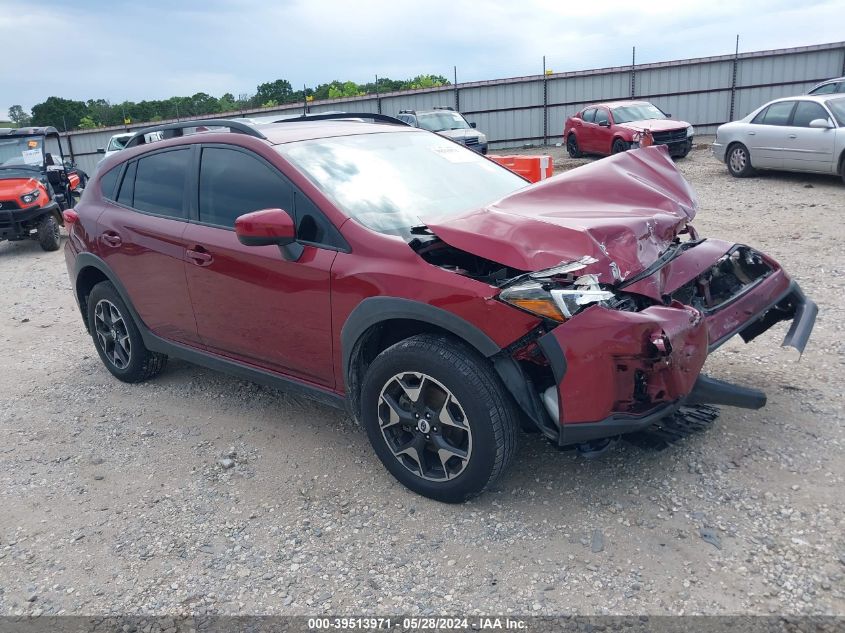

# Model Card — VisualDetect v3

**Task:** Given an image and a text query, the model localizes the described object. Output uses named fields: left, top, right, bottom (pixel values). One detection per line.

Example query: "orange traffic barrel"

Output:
left=488, top=154, right=553, bottom=183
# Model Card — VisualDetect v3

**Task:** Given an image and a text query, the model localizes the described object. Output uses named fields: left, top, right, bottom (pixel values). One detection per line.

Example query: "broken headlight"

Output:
left=499, top=278, right=615, bottom=322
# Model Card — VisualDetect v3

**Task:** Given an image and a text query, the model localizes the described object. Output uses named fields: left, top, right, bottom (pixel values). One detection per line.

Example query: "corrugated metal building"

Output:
left=61, top=41, right=845, bottom=175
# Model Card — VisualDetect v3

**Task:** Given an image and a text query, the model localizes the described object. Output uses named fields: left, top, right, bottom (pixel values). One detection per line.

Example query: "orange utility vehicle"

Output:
left=0, top=126, right=82, bottom=251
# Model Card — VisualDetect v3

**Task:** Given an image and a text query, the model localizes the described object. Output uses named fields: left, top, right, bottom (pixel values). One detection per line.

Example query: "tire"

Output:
left=566, top=134, right=582, bottom=158
left=87, top=281, right=167, bottom=383
left=726, top=142, right=755, bottom=177
left=611, top=138, right=630, bottom=155
left=37, top=214, right=61, bottom=251
left=840, top=156, right=845, bottom=185
left=360, top=334, right=519, bottom=503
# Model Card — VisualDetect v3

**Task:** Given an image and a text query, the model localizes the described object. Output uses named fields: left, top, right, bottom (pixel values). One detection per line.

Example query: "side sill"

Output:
left=145, top=333, right=346, bottom=411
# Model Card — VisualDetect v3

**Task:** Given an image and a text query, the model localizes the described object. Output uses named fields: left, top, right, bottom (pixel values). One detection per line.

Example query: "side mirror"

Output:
left=470, top=122, right=477, bottom=128
left=664, top=113, right=673, bottom=118
left=235, top=208, right=295, bottom=246
left=598, top=120, right=610, bottom=127
left=808, top=118, right=833, bottom=129
left=96, top=148, right=106, bottom=154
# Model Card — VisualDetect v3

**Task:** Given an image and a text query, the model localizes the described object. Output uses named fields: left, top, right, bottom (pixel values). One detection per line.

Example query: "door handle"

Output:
left=101, top=232, right=122, bottom=247
left=788, top=134, right=797, bottom=139
left=747, top=131, right=756, bottom=136
left=186, top=248, right=213, bottom=266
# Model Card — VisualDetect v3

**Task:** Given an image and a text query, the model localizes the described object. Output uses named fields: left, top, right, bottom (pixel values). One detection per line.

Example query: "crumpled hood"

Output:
left=425, top=146, right=697, bottom=283
left=617, top=118, right=689, bottom=133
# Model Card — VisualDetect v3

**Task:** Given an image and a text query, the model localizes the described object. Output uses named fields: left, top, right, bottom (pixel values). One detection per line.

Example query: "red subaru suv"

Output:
left=64, top=115, right=815, bottom=502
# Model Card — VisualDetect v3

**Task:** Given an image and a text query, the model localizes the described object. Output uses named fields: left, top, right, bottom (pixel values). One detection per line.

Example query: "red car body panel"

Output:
left=64, top=123, right=816, bottom=449
left=564, top=100, right=692, bottom=157
left=426, top=148, right=697, bottom=283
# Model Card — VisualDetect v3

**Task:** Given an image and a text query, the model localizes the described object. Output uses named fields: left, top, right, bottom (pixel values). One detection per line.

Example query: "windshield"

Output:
left=107, top=135, right=132, bottom=151
left=278, top=131, right=527, bottom=234
left=611, top=103, right=667, bottom=124
left=826, top=97, right=845, bottom=126
left=416, top=111, right=471, bottom=132
left=0, top=135, right=43, bottom=169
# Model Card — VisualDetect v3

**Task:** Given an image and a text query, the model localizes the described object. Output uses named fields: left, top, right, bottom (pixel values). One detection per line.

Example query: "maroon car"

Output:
left=564, top=100, right=694, bottom=158
left=63, top=115, right=815, bottom=502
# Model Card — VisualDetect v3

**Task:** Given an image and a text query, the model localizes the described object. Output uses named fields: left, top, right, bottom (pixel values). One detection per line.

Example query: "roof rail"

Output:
left=271, top=112, right=410, bottom=126
left=124, top=119, right=267, bottom=148
left=433, top=106, right=456, bottom=111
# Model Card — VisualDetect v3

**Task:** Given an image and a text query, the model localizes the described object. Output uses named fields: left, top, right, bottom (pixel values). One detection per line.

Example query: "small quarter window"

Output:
left=99, top=166, right=119, bottom=200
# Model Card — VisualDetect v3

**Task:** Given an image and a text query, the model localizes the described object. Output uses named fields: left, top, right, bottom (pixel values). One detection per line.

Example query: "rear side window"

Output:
left=582, top=108, right=596, bottom=123
left=133, top=149, right=190, bottom=218
left=791, top=101, right=830, bottom=127
left=810, top=82, right=838, bottom=95
left=198, top=147, right=293, bottom=228
left=753, top=101, right=795, bottom=126
left=99, top=167, right=119, bottom=200
left=116, top=162, right=137, bottom=207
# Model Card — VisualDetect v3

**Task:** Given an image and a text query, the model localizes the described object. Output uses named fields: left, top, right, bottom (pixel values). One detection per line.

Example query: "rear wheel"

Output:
left=611, top=138, right=630, bottom=155
left=360, top=334, right=519, bottom=503
left=566, top=134, right=582, bottom=158
left=37, top=214, right=60, bottom=251
left=87, top=281, right=167, bottom=383
left=727, top=143, right=755, bottom=177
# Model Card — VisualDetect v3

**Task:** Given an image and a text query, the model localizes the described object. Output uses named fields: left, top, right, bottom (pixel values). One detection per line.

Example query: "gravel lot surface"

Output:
left=1, top=143, right=843, bottom=617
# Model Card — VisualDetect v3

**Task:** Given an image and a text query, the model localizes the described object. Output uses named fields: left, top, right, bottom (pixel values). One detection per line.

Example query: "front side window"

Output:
left=278, top=131, right=527, bottom=235
left=595, top=108, right=609, bottom=125
left=825, top=97, right=845, bottom=126
left=133, top=149, right=190, bottom=218
left=198, top=147, right=292, bottom=228
left=791, top=101, right=831, bottom=127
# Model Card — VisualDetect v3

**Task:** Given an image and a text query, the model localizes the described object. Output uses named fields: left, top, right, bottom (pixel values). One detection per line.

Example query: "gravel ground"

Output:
left=1, top=143, right=843, bottom=617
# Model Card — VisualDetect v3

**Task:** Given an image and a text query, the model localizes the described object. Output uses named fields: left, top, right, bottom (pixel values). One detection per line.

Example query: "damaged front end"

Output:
left=410, top=147, right=817, bottom=448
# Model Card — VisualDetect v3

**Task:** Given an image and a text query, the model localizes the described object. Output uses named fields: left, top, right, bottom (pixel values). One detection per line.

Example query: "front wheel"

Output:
left=360, top=334, right=519, bottom=503
left=36, top=214, right=60, bottom=251
left=727, top=143, right=755, bottom=177
left=566, top=134, right=582, bottom=158
left=611, top=138, right=630, bottom=155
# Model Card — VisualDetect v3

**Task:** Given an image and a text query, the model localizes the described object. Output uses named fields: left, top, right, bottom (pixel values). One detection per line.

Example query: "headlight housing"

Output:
left=686, top=125, right=695, bottom=138
left=477, top=133, right=487, bottom=144
left=20, top=189, right=40, bottom=205
left=499, top=279, right=615, bottom=322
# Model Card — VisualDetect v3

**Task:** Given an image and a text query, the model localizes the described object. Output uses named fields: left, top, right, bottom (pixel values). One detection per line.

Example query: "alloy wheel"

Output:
left=729, top=147, right=747, bottom=173
left=377, top=372, right=472, bottom=482
left=94, top=299, right=132, bottom=370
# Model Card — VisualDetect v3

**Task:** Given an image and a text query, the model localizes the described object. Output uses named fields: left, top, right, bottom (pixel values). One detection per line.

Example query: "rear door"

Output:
left=182, top=144, right=339, bottom=386
left=780, top=100, right=837, bottom=172
left=96, top=147, right=199, bottom=345
left=746, top=101, right=796, bottom=168
left=578, top=108, right=599, bottom=152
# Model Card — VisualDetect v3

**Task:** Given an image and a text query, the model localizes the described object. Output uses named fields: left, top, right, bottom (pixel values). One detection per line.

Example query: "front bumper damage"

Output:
left=527, top=246, right=817, bottom=447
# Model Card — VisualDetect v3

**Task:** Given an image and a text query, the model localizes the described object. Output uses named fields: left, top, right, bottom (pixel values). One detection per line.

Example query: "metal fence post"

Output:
left=631, top=47, right=636, bottom=98
left=454, top=66, right=459, bottom=111
left=729, top=35, right=740, bottom=121
left=543, top=56, right=548, bottom=146
left=375, top=74, right=382, bottom=114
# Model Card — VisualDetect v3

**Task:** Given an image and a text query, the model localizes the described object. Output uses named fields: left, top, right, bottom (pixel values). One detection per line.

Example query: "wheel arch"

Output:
left=74, top=253, right=144, bottom=336
left=342, top=298, right=503, bottom=420
left=725, top=140, right=750, bottom=167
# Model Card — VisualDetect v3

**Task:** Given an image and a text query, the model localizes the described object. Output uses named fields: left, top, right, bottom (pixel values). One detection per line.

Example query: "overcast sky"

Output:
left=3, top=0, right=844, bottom=116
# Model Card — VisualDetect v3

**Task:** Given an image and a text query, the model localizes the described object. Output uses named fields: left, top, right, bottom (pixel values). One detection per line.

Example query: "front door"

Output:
left=780, top=101, right=837, bottom=172
left=97, top=147, right=199, bottom=345
left=746, top=100, right=796, bottom=168
left=182, top=145, right=337, bottom=386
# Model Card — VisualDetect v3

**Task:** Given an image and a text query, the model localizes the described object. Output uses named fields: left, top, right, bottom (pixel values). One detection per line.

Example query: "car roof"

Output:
left=764, top=94, right=842, bottom=106
left=811, top=76, right=845, bottom=87
left=0, top=126, right=60, bottom=137
left=582, top=100, right=652, bottom=110
left=253, top=120, right=424, bottom=145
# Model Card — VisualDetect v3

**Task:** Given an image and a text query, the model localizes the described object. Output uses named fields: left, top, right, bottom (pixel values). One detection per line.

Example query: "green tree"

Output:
left=31, top=96, right=88, bottom=129
left=78, top=115, right=98, bottom=129
left=218, top=92, right=237, bottom=113
left=406, top=74, right=450, bottom=89
left=8, top=105, right=31, bottom=127
left=255, top=79, right=294, bottom=106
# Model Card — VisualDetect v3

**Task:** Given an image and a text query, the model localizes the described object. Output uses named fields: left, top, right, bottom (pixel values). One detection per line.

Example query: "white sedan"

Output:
left=712, top=95, right=845, bottom=183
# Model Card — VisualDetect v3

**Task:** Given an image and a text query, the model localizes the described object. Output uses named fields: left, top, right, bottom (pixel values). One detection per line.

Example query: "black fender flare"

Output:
left=73, top=253, right=149, bottom=339
left=341, top=297, right=553, bottom=432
